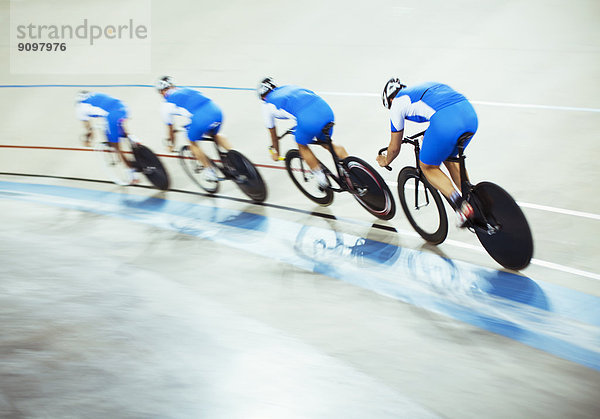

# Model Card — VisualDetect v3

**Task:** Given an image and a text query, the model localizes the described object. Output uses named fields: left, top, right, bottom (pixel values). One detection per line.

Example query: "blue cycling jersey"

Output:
left=389, top=82, right=467, bottom=131
left=264, top=85, right=321, bottom=117
left=76, top=93, right=127, bottom=143
left=262, top=85, right=334, bottom=145
left=80, top=93, right=124, bottom=116
left=387, top=82, right=477, bottom=166
left=165, top=88, right=211, bottom=113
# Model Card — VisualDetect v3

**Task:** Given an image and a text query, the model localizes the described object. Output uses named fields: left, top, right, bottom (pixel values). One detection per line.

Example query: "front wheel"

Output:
left=397, top=166, right=448, bottom=244
left=179, top=145, right=220, bottom=194
left=343, top=156, right=396, bottom=220
left=468, top=182, right=533, bottom=270
left=223, top=150, right=268, bottom=203
left=285, top=149, right=334, bottom=206
left=132, top=144, right=170, bottom=190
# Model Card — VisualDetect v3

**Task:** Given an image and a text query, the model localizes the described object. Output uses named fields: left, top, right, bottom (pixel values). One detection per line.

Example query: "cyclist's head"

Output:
left=75, top=90, right=91, bottom=104
left=257, top=77, right=277, bottom=100
left=156, top=75, right=175, bottom=94
left=382, top=78, right=406, bottom=109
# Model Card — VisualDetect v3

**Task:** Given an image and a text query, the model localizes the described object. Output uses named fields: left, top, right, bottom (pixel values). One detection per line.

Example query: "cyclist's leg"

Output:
left=295, top=128, right=328, bottom=187
left=297, top=143, right=319, bottom=170
left=187, top=103, right=222, bottom=169
left=106, top=110, right=134, bottom=169
left=419, top=119, right=459, bottom=203
left=313, top=120, right=348, bottom=160
left=420, top=101, right=477, bottom=199
left=206, top=104, right=232, bottom=151
left=215, top=134, right=232, bottom=151
left=298, top=98, right=347, bottom=166
left=443, top=160, right=466, bottom=189
left=421, top=101, right=478, bottom=224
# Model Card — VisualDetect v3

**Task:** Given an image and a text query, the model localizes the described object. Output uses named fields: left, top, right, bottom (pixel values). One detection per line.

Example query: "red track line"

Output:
left=0, top=144, right=287, bottom=171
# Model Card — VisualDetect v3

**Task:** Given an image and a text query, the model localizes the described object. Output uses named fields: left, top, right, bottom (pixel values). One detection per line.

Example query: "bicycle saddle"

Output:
left=321, top=122, right=335, bottom=141
left=456, top=132, right=474, bottom=148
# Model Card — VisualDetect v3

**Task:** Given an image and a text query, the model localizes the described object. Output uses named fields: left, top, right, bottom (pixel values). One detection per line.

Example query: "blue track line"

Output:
left=0, top=84, right=253, bottom=91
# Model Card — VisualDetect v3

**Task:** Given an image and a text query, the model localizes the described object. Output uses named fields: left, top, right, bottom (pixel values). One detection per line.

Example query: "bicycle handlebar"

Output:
left=377, top=147, right=393, bottom=171
left=277, top=128, right=295, bottom=141
left=406, top=130, right=427, bottom=140
left=378, top=130, right=427, bottom=171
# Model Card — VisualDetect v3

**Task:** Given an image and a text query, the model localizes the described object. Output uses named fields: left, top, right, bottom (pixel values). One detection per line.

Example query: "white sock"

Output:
left=312, top=168, right=328, bottom=187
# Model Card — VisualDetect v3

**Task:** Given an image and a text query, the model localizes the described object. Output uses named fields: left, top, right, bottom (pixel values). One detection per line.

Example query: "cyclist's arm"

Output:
left=268, top=127, right=279, bottom=151
left=262, top=102, right=280, bottom=159
left=82, top=120, right=92, bottom=133
left=167, top=123, right=175, bottom=143
left=268, top=127, right=280, bottom=160
left=377, top=130, right=403, bottom=167
left=75, top=103, right=94, bottom=143
left=161, top=101, right=176, bottom=142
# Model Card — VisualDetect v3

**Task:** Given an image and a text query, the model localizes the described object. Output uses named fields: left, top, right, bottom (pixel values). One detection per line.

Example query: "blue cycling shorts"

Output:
left=420, top=100, right=478, bottom=166
left=187, top=101, right=223, bottom=141
left=294, top=98, right=334, bottom=145
left=105, top=107, right=128, bottom=143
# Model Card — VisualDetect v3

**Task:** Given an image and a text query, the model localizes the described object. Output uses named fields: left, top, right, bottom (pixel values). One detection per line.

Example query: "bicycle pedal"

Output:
left=356, top=187, right=368, bottom=197
left=235, top=175, right=248, bottom=183
left=486, top=223, right=500, bottom=236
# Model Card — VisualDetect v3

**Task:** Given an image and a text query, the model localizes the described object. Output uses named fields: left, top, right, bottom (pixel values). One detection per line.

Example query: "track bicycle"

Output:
left=179, top=135, right=267, bottom=203
left=379, top=131, right=533, bottom=270
left=94, top=136, right=170, bottom=190
left=280, top=123, right=396, bottom=220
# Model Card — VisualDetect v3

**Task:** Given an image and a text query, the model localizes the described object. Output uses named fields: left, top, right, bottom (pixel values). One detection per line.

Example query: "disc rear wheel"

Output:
left=343, top=156, right=396, bottom=220
left=132, top=144, right=170, bottom=190
left=468, top=182, right=533, bottom=270
left=223, top=150, right=267, bottom=203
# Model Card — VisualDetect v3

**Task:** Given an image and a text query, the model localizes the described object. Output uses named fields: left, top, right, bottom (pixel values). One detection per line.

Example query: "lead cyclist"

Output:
left=376, top=78, right=478, bottom=226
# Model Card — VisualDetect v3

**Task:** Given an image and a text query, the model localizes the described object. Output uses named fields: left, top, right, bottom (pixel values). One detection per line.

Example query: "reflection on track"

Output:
left=1, top=180, right=599, bottom=371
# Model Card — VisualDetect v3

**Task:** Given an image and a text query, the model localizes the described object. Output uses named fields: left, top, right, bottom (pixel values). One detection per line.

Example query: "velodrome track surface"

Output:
left=1, top=0, right=599, bottom=417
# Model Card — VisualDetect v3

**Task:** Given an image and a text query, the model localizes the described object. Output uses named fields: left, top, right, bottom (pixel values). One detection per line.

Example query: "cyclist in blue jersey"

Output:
left=156, top=76, right=232, bottom=181
left=75, top=90, right=139, bottom=184
left=377, top=78, right=478, bottom=226
left=257, top=77, right=348, bottom=189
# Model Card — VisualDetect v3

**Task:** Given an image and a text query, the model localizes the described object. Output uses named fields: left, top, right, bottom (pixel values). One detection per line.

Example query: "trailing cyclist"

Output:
left=377, top=79, right=478, bottom=226
left=257, top=77, right=349, bottom=189
left=75, top=90, right=140, bottom=184
left=156, top=76, right=233, bottom=181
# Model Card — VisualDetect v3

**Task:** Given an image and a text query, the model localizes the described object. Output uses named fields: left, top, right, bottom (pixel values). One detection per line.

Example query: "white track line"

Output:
left=387, top=181, right=600, bottom=221
left=318, top=91, right=600, bottom=113
left=471, top=100, right=600, bottom=113
left=387, top=229, right=600, bottom=281
left=516, top=202, right=600, bottom=221
left=529, top=259, right=600, bottom=281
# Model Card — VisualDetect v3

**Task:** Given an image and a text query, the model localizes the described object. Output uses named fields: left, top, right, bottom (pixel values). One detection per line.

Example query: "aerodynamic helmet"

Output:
left=382, top=77, right=406, bottom=109
left=257, top=77, right=277, bottom=100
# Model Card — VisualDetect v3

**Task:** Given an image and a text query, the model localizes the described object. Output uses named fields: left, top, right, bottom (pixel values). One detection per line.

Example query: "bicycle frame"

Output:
left=279, top=127, right=365, bottom=197
left=382, top=130, right=478, bottom=209
left=403, top=132, right=432, bottom=209
left=182, top=134, right=237, bottom=181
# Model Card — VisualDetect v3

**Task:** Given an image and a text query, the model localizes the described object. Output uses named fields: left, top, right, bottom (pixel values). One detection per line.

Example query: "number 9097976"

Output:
left=17, top=42, right=67, bottom=52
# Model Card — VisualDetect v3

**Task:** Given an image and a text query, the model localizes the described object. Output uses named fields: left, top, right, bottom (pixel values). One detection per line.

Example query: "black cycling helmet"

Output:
left=156, top=75, right=174, bottom=92
left=257, top=77, right=277, bottom=100
left=382, top=77, right=406, bottom=109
